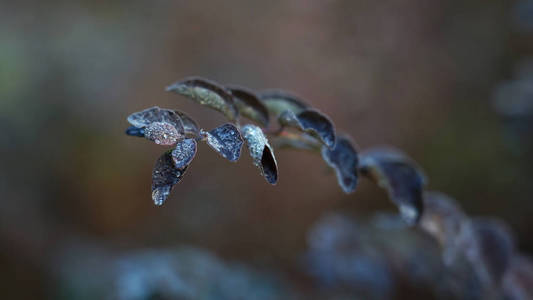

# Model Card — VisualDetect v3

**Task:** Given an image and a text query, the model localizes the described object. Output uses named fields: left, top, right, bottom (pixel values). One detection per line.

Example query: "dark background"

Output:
left=1, top=0, right=532, bottom=299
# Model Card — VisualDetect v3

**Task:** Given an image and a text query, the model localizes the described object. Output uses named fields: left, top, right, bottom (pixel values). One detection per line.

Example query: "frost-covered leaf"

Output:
left=321, top=135, right=358, bottom=193
left=171, top=138, right=197, bottom=169
left=144, top=121, right=183, bottom=145
left=228, top=85, right=270, bottom=127
left=166, top=77, right=238, bottom=121
left=258, top=89, right=309, bottom=117
left=204, top=123, right=244, bottom=162
left=359, top=148, right=426, bottom=225
left=127, top=106, right=184, bottom=129
left=279, top=109, right=336, bottom=148
left=126, top=106, right=186, bottom=145
left=152, top=151, right=188, bottom=206
left=270, top=131, right=322, bottom=152
left=241, top=124, right=278, bottom=184
left=419, top=191, right=467, bottom=265
left=174, top=110, right=200, bottom=138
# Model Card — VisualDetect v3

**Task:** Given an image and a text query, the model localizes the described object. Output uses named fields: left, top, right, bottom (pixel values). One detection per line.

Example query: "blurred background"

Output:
left=1, top=0, right=533, bottom=299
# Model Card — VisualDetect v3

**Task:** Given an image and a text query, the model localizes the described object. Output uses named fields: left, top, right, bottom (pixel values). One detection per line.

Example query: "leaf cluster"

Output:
left=126, top=76, right=426, bottom=225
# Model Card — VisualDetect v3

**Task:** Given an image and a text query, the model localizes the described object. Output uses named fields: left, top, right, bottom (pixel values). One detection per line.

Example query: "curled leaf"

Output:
left=359, top=148, right=426, bottom=225
left=126, top=106, right=186, bottom=145
left=228, top=85, right=270, bottom=127
left=241, top=124, right=278, bottom=184
left=166, top=77, right=238, bottom=121
left=125, top=126, right=145, bottom=137
left=321, top=135, right=358, bottom=194
left=204, top=123, right=244, bottom=162
left=174, top=110, right=200, bottom=138
left=502, top=255, right=533, bottom=300
left=466, top=218, right=515, bottom=285
left=152, top=150, right=188, bottom=206
left=419, top=191, right=468, bottom=265
left=171, top=138, right=197, bottom=169
left=270, top=131, right=322, bottom=152
left=279, top=109, right=336, bottom=148
left=258, top=89, right=309, bottom=117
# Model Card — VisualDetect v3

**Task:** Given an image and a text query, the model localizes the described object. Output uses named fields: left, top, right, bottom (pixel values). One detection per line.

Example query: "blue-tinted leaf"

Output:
left=166, top=77, right=238, bottom=121
left=241, top=124, right=278, bottom=184
left=228, top=85, right=270, bottom=127
left=321, top=135, right=358, bottom=193
left=205, top=123, right=243, bottom=162
left=467, top=218, right=515, bottom=285
left=258, top=89, right=309, bottom=117
left=126, top=107, right=186, bottom=145
left=152, top=151, right=188, bottom=206
left=419, top=191, right=467, bottom=265
left=279, top=109, right=336, bottom=148
left=171, top=138, right=197, bottom=169
left=502, top=255, right=533, bottom=300
left=125, top=126, right=145, bottom=137
left=174, top=110, right=200, bottom=138
left=359, top=148, right=426, bottom=225
left=127, top=106, right=184, bottom=130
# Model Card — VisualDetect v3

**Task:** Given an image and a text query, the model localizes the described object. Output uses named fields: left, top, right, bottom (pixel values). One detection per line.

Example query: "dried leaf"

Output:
left=241, top=124, right=278, bottom=184
left=151, top=150, right=188, bottom=206
left=321, top=135, right=359, bottom=193
left=279, top=109, right=336, bottom=148
left=204, top=123, right=244, bottom=162
left=258, top=89, right=309, bottom=117
left=359, top=148, right=426, bottom=225
left=419, top=191, right=468, bottom=265
left=171, top=138, right=197, bottom=169
left=228, top=85, right=270, bottom=127
left=126, top=106, right=186, bottom=145
left=166, top=77, right=238, bottom=121
left=270, top=131, right=322, bottom=152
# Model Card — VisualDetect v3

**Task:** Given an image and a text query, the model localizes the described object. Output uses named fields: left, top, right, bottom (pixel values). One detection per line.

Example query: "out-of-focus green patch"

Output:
left=0, top=37, right=31, bottom=113
left=419, top=102, right=522, bottom=216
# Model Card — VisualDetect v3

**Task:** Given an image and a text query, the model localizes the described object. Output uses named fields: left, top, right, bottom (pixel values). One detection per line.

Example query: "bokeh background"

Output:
left=1, top=0, right=533, bottom=299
